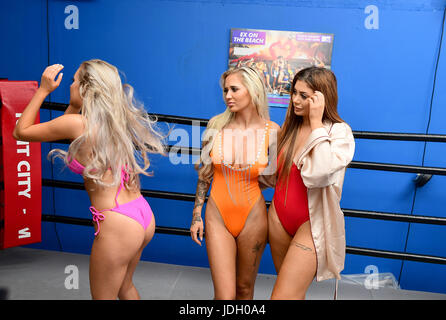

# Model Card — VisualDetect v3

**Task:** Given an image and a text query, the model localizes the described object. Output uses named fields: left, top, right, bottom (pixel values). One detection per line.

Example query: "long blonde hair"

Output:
left=195, top=66, right=270, bottom=182
left=50, top=59, right=166, bottom=189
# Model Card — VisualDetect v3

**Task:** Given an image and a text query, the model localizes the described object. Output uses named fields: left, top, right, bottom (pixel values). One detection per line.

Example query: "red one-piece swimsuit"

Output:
left=273, top=160, right=310, bottom=236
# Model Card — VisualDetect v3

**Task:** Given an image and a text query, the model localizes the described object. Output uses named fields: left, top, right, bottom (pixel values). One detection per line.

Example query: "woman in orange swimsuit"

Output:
left=190, top=66, right=280, bottom=299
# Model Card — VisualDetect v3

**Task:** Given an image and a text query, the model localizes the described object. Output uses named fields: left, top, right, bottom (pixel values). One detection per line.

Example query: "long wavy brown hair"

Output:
left=277, top=67, right=344, bottom=188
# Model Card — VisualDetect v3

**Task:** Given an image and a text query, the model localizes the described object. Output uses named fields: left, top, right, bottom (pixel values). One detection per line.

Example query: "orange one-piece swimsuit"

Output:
left=209, top=121, right=271, bottom=237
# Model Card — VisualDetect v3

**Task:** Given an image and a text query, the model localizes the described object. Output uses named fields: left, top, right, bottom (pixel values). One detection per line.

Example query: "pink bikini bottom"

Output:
left=89, top=196, right=153, bottom=236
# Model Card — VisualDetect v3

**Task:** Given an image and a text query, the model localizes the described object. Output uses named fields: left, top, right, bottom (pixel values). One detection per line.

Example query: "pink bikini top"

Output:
left=67, top=157, right=85, bottom=175
left=66, top=156, right=131, bottom=236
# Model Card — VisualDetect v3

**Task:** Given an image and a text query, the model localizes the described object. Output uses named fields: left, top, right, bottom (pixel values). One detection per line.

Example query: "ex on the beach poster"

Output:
left=228, top=28, right=334, bottom=108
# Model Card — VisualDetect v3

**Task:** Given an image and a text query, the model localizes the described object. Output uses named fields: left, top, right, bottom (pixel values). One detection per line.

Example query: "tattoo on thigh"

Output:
left=251, top=241, right=263, bottom=267
left=292, top=241, right=313, bottom=252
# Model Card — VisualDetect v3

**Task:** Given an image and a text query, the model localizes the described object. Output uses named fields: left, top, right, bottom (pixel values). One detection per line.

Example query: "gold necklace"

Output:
left=218, top=122, right=269, bottom=204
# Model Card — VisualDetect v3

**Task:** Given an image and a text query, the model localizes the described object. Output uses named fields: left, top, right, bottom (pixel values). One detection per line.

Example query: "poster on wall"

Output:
left=228, top=28, right=334, bottom=108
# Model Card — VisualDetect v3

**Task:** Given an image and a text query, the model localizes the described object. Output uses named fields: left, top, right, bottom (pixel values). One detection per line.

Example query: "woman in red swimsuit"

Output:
left=269, top=67, right=355, bottom=299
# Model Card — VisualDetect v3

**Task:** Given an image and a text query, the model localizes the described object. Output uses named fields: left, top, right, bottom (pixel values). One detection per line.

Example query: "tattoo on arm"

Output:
left=193, top=179, right=210, bottom=216
left=191, top=213, right=202, bottom=225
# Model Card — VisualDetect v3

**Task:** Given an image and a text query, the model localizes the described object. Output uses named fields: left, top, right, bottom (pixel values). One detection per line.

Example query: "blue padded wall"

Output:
left=1, top=0, right=446, bottom=294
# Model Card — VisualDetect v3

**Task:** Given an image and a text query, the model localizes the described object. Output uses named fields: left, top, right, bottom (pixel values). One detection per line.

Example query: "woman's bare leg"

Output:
left=270, top=220, right=316, bottom=300
left=89, top=211, right=145, bottom=300
left=205, top=197, right=237, bottom=300
left=235, top=197, right=268, bottom=300
left=267, top=201, right=292, bottom=273
left=118, top=213, right=156, bottom=300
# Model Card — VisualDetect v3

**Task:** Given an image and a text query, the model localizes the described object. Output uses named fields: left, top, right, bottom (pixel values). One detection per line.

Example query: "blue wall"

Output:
left=1, top=0, right=446, bottom=294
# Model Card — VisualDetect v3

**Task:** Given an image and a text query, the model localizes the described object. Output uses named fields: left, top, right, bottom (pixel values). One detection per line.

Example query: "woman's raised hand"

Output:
left=39, top=64, right=64, bottom=95
left=308, top=90, right=325, bottom=129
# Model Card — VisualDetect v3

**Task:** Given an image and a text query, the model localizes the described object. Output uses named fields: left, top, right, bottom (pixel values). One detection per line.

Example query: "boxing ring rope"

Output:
left=40, top=101, right=446, bottom=266
left=43, top=101, right=446, bottom=142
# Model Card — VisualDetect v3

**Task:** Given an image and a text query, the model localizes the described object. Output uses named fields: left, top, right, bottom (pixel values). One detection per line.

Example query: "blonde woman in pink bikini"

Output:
left=13, top=60, right=165, bottom=299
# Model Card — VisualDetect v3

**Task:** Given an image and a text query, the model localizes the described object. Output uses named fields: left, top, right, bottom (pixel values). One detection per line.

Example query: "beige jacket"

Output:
left=294, top=120, right=355, bottom=282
